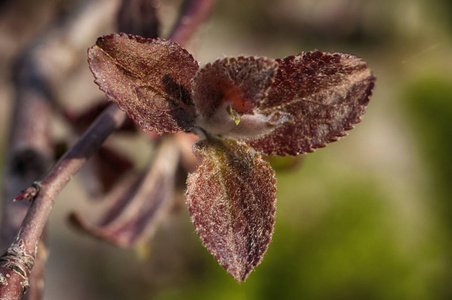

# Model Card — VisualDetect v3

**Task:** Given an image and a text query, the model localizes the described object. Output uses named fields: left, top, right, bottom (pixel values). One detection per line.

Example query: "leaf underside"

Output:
left=186, top=139, right=277, bottom=282
left=241, top=51, right=376, bottom=156
left=88, top=33, right=199, bottom=134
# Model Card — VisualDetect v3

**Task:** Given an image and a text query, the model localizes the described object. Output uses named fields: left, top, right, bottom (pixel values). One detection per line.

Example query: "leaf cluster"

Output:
left=88, top=32, right=375, bottom=281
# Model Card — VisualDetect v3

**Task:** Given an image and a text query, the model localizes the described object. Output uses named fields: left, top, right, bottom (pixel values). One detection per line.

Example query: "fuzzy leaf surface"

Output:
left=192, top=56, right=278, bottom=118
left=242, top=51, right=376, bottom=155
left=193, top=57, right=293, bottom=139
left=88, top=33, right=199, bottom=133
left=186, top=139, right=276, bottom=282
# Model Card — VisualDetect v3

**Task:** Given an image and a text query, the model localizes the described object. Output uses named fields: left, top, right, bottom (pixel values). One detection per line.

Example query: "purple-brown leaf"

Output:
left=242, top=51, right=375, bottom=155
left=88, top=33, right=199, bottom=134
left=192, top=56, right=277, bottom=118
left=70, top=138, right=179, bottom=247
left=193, top=57, right=292, bottom=139
left=186, top=138, right=276, bottom=282
left=79, top=145, right=134, bottom=197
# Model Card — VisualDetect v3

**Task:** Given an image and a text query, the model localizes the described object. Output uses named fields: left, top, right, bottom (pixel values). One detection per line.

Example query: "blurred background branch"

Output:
left=0, top=0, right=215, bottom=298
left=1, top=0, right=120, bottom=298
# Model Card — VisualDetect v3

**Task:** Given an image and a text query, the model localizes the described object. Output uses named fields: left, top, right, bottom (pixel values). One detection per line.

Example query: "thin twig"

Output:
left=70, top=137, right=180, bottom=247
left=0, top=0, right=216, bottom=298
left=168, top=0, right=216, bottom=45
left=0, top=1, right=120, bottom=298
left=0, top=104, right=126, bottom=299
left=0, top=57, right=53, bottom=300
left=117, top=0, right=160, bottom=38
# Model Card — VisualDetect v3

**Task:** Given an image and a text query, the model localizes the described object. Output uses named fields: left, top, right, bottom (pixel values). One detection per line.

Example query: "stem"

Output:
left=0, top=57, right=53, bottom=300
left=1, top=1, right=120, bottom=298
left=168, top=0, right=216, bottom=45
left=0, top=0, right=216, bottom=298
left=0, top=104, right=126, bottom=298
left=70, top=137, right=180, bottom=247
left=23, top=104, right=126, bottom=251
left=117, top=0, right=160, bottom=38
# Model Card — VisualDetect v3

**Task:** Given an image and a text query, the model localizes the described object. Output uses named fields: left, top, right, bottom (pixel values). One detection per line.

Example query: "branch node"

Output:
left=20, top=279, right=30, bottom=295
left=13, top=181, right=42, bottom=202
left=0, top=239, right=35, bottom=294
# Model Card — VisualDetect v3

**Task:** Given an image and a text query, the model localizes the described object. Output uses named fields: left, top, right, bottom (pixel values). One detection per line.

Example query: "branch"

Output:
left=0, top=104, right=126, bottom=298
left=0, top=1, right=120, bottom=298
left=0, top=53, right=53, bottom=300
left=168, top=0, right=216, bottom=45
left=117, top=0, right=160, bottom=38
left=70, top=137, right=180, bottom=247
left=0, top=0, right=216, bottom=298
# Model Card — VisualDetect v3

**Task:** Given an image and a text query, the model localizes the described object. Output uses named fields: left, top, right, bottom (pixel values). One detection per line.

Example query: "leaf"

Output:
left=79, top=145, right=134, bottom=197
left=70, top=138, right=179, bottom=247
left=192, top=56, right=278, bottom=117
left=186, top=138, right=277, bottom=282
left=88, top=33, right=199, bottom=134
left=242, top=51, right=376, bottom=155
left=193, top=56, right=292, bottom=139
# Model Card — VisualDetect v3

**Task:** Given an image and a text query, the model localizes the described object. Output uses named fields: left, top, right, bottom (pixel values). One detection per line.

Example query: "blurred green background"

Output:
left=1, top=0, right=452, bottom=299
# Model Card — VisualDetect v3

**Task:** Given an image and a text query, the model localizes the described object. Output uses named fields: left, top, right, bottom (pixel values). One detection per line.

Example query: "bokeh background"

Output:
left=1, top=0, right=452, bottom=299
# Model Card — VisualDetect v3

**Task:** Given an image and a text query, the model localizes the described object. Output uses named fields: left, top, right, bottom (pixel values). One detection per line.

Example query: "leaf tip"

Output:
left=186, top=139, right=276, bottom=283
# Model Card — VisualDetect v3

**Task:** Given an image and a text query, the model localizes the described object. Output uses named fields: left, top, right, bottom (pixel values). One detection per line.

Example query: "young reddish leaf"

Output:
left=242, top=51, right=375, bottom=155
left=88, top=33, right=199, bottom=134
left=186, top=138, right=276, bottom=282
left=193, top=56, right=278, bottom=117
left=193, top=57, right=292, bottom=139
